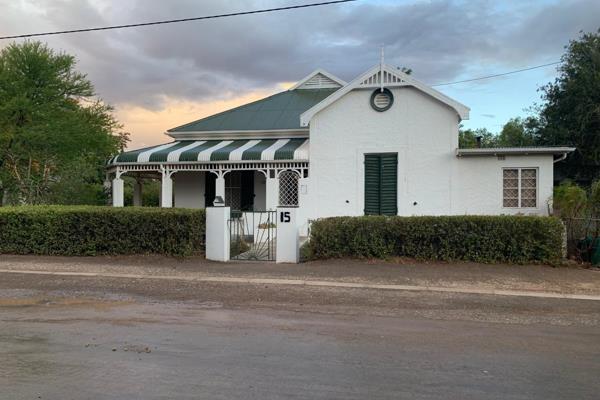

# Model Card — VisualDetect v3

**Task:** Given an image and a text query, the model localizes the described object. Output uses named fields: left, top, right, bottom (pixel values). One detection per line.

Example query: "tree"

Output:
left=535, top=29, right=600, bottom=184
left=497, top=117, right=537, bottom=147
left=0, top=41, right=128, bottom=205
left=553, top=179, right=600, bottom=259
left=458, top=127, right=498, bottom=148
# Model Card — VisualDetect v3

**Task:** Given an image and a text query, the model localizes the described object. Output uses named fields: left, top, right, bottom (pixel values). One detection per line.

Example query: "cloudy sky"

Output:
left=1, top=0, right=598, bottom=149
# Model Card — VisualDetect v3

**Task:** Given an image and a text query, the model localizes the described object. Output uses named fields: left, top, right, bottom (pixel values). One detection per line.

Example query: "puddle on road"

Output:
left=0, top=296, right=134, bottom=309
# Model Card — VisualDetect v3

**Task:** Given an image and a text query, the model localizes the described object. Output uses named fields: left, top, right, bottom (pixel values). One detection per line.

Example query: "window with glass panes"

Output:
left=503, top=168, right=537, bottom=208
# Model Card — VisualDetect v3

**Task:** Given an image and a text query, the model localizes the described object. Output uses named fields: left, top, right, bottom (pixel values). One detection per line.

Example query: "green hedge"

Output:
left=0, top=206, right=205, bottom=256
left=307, top=215, right=564, bottom=263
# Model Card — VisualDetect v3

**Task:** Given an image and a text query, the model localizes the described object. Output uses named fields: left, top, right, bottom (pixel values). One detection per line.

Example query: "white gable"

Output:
left=299, top=73, right=341, bottom=89
left=358, top=69, right=406, bottom=87
left=290, top=69, right=346, bottom=90
left=300, top=63, right=470, bottom=125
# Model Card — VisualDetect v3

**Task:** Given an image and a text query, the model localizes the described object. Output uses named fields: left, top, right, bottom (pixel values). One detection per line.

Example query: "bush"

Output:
left=553, top=181, right=587, bottom=219
left=552, top=180, right=600, bottom=260
left=0, top=206, right=205, bottom=256
left=307, top=215, right=564, bottom=264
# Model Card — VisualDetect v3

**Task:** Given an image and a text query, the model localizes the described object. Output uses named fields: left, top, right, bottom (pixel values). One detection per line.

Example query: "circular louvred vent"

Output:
left=370, top=88, right=394, bottom=112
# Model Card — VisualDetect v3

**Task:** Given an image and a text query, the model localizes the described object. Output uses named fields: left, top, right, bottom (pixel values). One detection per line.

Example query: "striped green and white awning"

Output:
left=109, top=138, right=309, bottom=165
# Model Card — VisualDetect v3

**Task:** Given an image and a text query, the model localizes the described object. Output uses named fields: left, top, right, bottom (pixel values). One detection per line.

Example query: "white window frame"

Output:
left=502, top=167, right=538, bottom=209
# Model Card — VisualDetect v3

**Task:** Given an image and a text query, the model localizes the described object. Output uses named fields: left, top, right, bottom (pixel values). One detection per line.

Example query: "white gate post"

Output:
left=206, top=204, right=230, bottom=262
left=276, top=207, right=299, bottom=263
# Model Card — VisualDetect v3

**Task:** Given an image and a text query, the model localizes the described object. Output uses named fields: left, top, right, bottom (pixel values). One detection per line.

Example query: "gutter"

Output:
left=456, top=147, right=576, bottom=158
left=553, top=153, right=568, bottom=163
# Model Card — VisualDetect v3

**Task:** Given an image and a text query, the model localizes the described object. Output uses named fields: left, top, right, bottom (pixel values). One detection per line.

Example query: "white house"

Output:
left=107, top=63, right=574, bottom=234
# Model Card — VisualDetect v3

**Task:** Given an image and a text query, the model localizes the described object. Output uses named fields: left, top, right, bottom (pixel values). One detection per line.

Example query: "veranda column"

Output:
left=160, top=166, right=174, bottom=208
left=133, top=178, right=143, bottom=207
left=215, top=171, right=226, bottom=202
left=112, top=168, right=124, bottom=207
left=265, top=171, right=279, bottom=210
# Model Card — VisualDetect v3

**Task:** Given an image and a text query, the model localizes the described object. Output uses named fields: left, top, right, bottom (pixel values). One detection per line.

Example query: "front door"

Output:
left=240, top=171, right=255, bottom=211
left=225, top=171, right=255, bottom=211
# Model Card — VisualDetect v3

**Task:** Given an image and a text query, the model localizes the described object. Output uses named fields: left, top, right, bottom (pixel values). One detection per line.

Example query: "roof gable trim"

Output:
left=300, top=64, right=470, bottom=125
left=290, top=69, right=347, bottom=90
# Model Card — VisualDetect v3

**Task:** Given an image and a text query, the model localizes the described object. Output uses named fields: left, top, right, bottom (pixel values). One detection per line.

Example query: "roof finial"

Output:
left=380, top=44, right=385, bottom=92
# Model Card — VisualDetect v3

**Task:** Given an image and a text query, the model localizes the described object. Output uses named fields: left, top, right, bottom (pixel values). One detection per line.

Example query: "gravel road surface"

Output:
left=1, top=257, right=599, bottom=399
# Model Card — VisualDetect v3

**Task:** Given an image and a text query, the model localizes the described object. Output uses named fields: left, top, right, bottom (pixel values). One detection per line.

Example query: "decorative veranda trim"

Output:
left=107, top=161, right=309, bottom=177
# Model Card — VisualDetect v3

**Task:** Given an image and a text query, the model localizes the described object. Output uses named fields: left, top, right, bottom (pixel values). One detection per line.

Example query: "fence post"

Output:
left=562, top=219, right=568, bottom=259
left=206, top=205, right=230, bottom=262
left=276, top=207, right=299, bottom=263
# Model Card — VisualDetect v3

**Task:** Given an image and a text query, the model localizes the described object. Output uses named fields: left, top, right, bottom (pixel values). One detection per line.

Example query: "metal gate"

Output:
left=229, top=211, right=276, bottom=261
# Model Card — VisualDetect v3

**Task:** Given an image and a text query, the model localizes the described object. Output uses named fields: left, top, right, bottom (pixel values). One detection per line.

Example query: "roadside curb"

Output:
left=1, top=268, right=599, bottom=301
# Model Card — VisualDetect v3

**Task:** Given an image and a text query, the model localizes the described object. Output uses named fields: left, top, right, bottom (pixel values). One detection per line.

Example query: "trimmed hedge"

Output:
left=307, top=215, right=564, bottom=264
left=0, top=206, right=205, bottom=256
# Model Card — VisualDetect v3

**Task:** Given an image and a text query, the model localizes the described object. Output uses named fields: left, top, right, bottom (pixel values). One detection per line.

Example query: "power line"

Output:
left=1, top=1, right=564, bottom=91
left=0, top=0, right=357, bottom=40
left=431, top=61, right=562, bottom=87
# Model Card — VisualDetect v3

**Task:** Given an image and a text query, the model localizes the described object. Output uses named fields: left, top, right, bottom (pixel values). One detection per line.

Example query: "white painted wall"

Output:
left=307, top=86, right=554, bottom=218
left=454, top=155, right=553, bottom=215
left=265, top=176, right=278, bottom=211
left=308, top=87, right=457, bottom=218
left=297, top=176, right=310, bottom=236
left=173, top=171, right=205, bottom=209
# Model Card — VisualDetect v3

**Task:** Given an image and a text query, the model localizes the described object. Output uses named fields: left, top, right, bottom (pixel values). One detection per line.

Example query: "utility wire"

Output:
left=0, top=0, right=357, bottom=40
left=431, top=61, right=562, bottom=86
left=1, top=0, right=563, bottom=90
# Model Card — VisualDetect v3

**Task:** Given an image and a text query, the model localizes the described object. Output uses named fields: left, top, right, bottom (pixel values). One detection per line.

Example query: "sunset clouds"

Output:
left=1, top=0, right=598, bottom=148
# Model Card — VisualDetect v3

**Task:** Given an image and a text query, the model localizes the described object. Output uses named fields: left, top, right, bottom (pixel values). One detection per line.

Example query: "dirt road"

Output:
left=1, top=257, right=599, bottom=399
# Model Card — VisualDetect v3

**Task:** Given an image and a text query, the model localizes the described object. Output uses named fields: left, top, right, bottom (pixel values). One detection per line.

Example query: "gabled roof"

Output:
left=289, top=69, right=346, bottom=90
left=300, top=63, right=470, bottom=125
left=168, top=88, right=337, bottom=135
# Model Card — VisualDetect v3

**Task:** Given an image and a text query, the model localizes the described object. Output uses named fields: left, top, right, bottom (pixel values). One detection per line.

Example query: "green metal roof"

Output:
left=168, top=88, right=337, bottom=133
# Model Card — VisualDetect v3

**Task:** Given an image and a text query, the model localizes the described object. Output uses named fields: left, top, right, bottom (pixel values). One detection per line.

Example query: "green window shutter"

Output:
left=364, top=155, right=381, bottom=215
left=364, top=153, right=397, bottom=216
left=379, top=153, right=398, bottom=216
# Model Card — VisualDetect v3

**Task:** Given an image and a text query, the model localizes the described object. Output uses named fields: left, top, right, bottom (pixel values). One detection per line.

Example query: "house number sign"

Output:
left=280, top=211, right=291, bottom=223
